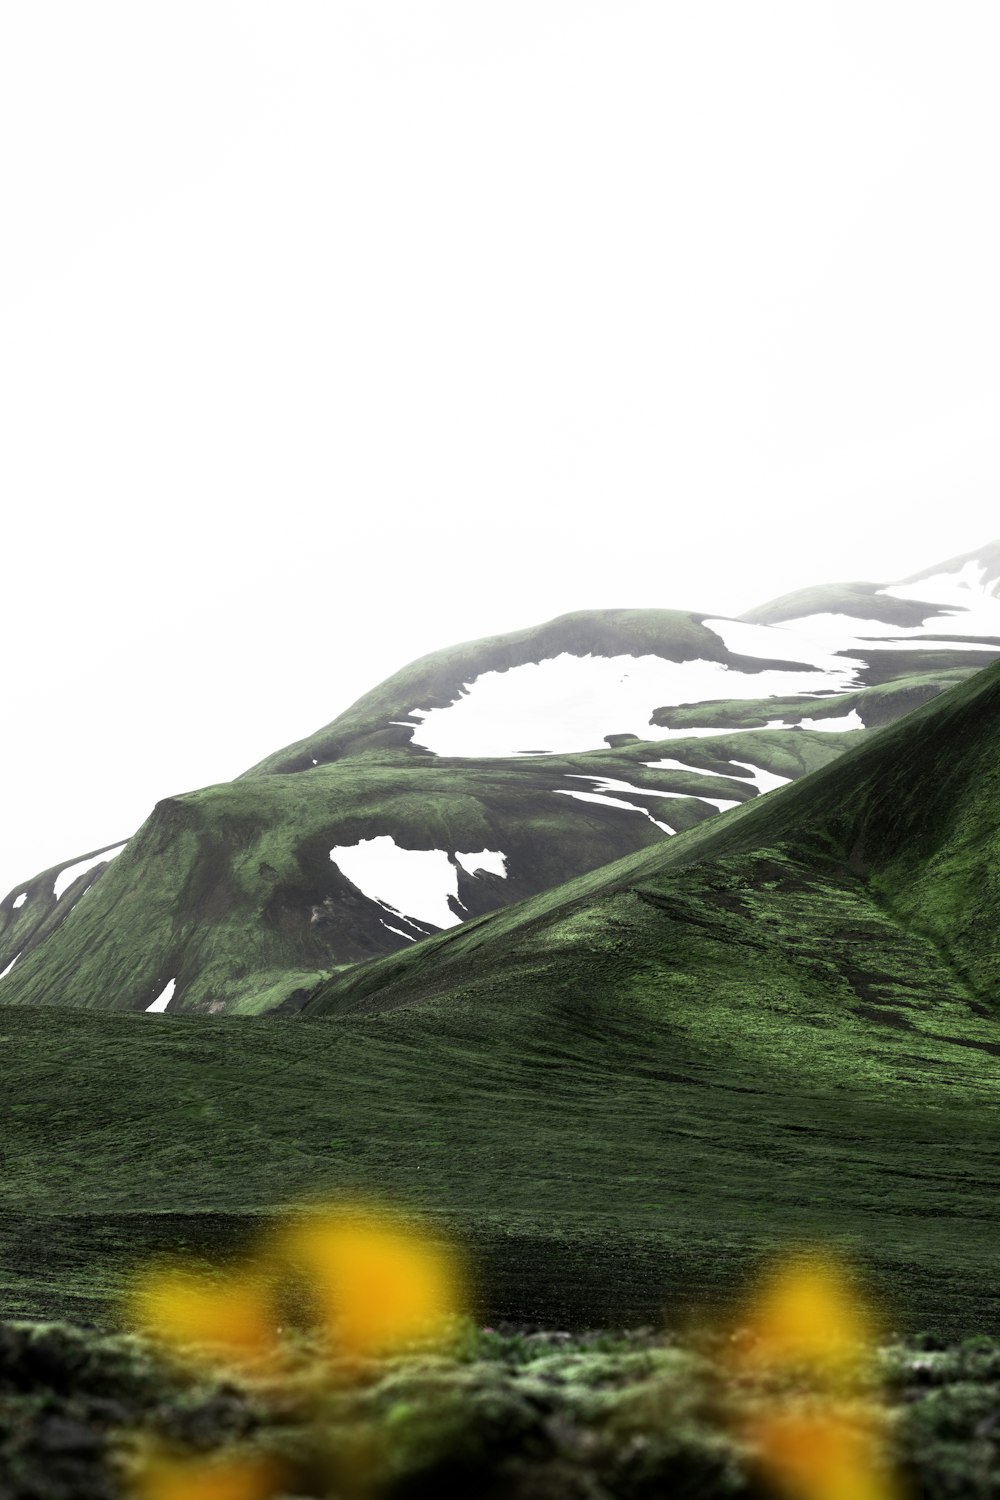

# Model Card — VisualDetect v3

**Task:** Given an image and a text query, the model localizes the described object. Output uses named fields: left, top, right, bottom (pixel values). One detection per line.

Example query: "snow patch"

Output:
left=554, top=789, right=673, bottom=835
left=53, top=844, right=126, bottom=900
left=12, top=893, right=27, bottom=909
left=702, top=617, right=854, bottom=672
left=0, top=952, right=20, bottom=979
left=380, top=920, right=416, bottom=942
left=775, top=610, right=1000, bottom=660
left=330, top=836, right=464, bottom=930
left=455, top=849, right=508, bottom=879
left=408, top=651, right=864, bottom=758
left=797, top=710, right=864, bottom=732
left=728, top=761, right=791, bottom=796
left=776, top=613, right=932, bottom=649
left=652, top=719, right=789, bottom=738
left=146, top=978, right=175, bottom=1013
left=567, top=772, right=742, bottom=817
left=637, top=758, right=789, bottom=798
left=882, top=560, right=994, bottom=609
left=643, top=758, right=720, bottom=777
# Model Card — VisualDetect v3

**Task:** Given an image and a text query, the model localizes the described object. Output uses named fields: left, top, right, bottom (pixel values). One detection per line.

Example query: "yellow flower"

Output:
left=729, top=1250, right=877, bottom=1379
left=720, top=1249, right=900, bottom=1500
left=130, top=1442, right=285, bottom=1500
left=746, top=1408, right=894, bottom=1500
left=123, top=1263, right=280, bottom=1372
left=278, top=1204, right=465, bottom=1360
left=122, top=1201, right=468, bottom=1500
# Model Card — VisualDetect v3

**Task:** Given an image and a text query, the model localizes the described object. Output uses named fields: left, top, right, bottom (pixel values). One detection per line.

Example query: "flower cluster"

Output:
left=122, top=1201, right=466, bottom=1499
left=122, top=1211, right=898, bottom=1500
left=718, top=1249, right=901, bottom=1500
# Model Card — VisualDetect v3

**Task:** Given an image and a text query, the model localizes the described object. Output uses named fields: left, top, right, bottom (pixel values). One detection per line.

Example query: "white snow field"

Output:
left=330, top=836, right=509, bottom=931
left=728, top=761, right=791, bottom=795
left=565, top=773, right=740, bottom=813
left=407, top=644, right=867, bottom=758
left=700, top=617, right=852, bottom=666
left=882, top=559, right=1000, bottom=614
left=0, top=952, right=20, bottom=980
left=645, top=757, right=791, bottom=797
left=12, top=893, right=26, bottom=909
left=553, top=788, right=674, bottom=836
left=52, top=843, right=127, bottom=899
left=643, top=758, right=720, bottom=777
left=146, top=977, right=176, bottom=1013
left=454, top=849, right=508, bottom=879
left=774, top=562, right=1000, bottom=654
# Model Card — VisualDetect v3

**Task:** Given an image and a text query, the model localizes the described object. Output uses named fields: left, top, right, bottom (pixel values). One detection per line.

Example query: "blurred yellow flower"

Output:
left=123, top=1202, right=468, bottom=1500
left=124, top=1264, right=279, bottom=1372
left=721, top=1249, right=900, bottom=1500
left=729, top=1251, right=877, bottom=1379
left=130, top=1443, right=284, bottom=1500
left=279, top=1205, right=464, bottom=1359
left=747, top=1408, right=893, bottom=1500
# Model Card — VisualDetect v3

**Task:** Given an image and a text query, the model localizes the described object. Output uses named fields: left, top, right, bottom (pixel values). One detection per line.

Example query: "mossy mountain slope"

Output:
left=2, top=664, right=1000, bottom=1333
left=303, top=654, right=1000, bottom=1024
left=0, top=729, right=844, bottom=1014
left=3, top=544, right=1000, bottom=1014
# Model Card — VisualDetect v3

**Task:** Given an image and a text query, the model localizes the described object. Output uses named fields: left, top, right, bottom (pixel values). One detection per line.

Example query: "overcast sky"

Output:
left=3, top=1, right=999, bottom=896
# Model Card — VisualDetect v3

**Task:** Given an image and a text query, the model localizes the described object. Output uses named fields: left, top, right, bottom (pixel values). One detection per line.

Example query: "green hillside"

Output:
left=0, top=589, right=986, bottom=1015
left=0, top=727, right=844, bottom=1014
left=304, top=652, right=1000, bottom=1021
left=1, top=661, right=999, bottom=1340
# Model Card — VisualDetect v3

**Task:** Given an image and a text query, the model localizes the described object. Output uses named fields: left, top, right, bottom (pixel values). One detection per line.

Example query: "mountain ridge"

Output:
left=3, top=539, right=1000, bottom=1015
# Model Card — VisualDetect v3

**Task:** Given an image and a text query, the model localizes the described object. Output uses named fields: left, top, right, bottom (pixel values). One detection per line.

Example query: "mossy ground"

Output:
left=0, top=979, right=996, bottom=1341
left=3, top=1318, right=1000, bottom=1499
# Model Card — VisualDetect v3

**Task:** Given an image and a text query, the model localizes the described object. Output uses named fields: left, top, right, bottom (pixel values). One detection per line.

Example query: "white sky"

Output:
left=2, top=1, right=1000, bottom=896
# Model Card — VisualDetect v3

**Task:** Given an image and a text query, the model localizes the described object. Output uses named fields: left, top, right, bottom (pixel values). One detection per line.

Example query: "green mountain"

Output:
left=2, top=542, right=999, bottom=1016
left=1, top=630, right=999, bottom=1336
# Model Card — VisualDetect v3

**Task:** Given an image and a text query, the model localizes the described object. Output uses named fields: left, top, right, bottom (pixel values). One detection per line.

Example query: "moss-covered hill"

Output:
left=2, top=558, right=996, bottom=1014
left=1, top=660, right=999, bottom=1342
left=0, top=726, right=846, bottom=1016
left=303, top=648, right=1000, bottom=1023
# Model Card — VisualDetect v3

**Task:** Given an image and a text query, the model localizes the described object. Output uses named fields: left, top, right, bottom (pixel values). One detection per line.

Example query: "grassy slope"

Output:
left=304, top=655, right=1000, bottom=1018
left=0, top=731, right=844, bottom=1015
left=2, top=667, right=1000, bottom=1336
